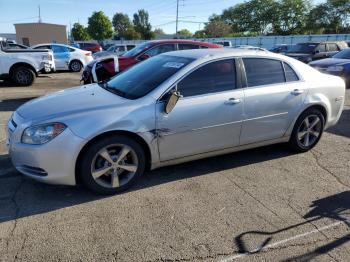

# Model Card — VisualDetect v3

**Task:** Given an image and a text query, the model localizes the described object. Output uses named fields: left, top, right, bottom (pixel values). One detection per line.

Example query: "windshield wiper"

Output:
left=99, top=81, right=128, bottom=98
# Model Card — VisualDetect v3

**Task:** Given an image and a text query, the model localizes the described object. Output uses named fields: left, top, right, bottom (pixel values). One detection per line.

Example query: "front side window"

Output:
left=177, top=59, right=236, bottom=97
left=316, top=44, right=326, bottom=52
left=105, top=55, right=194, bottom=99
left=243, top=58, right=285, bottom=87
left=145, top=44, right=176, bottom=57
left=34, top=45, right=51, bottom=50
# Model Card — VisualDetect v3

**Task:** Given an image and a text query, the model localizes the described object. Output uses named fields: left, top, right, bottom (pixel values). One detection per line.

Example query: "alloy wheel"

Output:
left=16, top=69, right=31, bottom=85
left=297, top=114, right=322, bottom=148
left=71, top=61, right=81, bottom=72
left=90, top=144, right=139, bottom=189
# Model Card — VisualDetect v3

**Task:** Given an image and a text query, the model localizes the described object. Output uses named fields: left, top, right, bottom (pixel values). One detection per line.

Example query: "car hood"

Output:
left=309, top=58, right=350, bottom=67
left=17, top=84, right=130, bottom=122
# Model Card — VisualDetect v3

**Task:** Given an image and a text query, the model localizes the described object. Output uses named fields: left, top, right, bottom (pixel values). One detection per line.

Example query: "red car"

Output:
left=78, top=42, right=102, bottom=53
left=118, top=39, right=222, bottom=72
left=82, top=40, right=223, bottom=84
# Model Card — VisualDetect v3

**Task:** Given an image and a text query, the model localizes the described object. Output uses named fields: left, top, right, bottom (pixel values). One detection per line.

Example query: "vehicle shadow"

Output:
left=0, top=97, right=36, bottom=111
left=234, top=191, right=350, bottom=260
left=326, top=108, right=350, bottom=139
left=0, top=143, right=295, bottom=224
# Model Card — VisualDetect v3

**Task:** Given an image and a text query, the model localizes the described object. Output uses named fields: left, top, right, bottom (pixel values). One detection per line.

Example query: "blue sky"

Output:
left=0, top=0, right=324, bottom=34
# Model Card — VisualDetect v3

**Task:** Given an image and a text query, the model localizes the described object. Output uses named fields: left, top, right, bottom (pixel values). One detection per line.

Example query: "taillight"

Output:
left=85, top=52, right=91, bottom=56
left=99, top=47, right=102, bottom=51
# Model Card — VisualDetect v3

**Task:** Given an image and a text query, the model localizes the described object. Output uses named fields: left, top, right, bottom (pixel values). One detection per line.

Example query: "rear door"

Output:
left=240, top=58, right=306, bottom=145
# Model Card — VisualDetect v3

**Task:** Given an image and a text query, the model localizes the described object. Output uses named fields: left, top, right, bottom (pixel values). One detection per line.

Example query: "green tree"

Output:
left=87, top=11, right=113, bottom=40
left=193, top=30, right=207, bottom=38
left=305, top=4, right=329, bottom=34
left=71, top=23, right=90, bottom=41
left=177, top=29, right=193, bottom=38
left=154, top=28, right=165, bottom=35
left=273, top=0, right=311, bottom=35
left=204, top=16, right=232, bottom=37
left=133, top=9, right=154, bottom=39
left=112, top=12, right=139, bottom=39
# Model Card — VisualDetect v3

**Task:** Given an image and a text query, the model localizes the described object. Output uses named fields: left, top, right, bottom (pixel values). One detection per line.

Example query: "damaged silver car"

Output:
left=7, top=49, right=345, bottom=194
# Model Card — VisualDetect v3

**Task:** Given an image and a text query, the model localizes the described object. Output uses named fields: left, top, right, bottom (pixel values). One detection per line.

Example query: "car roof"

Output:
left=32, top=43, right=80, bottom=50
left=163, top=48, right=277, bottom=60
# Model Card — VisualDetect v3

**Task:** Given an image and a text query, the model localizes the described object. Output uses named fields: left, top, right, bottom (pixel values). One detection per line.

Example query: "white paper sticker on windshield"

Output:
left=163, top=62, right=185, bottom=69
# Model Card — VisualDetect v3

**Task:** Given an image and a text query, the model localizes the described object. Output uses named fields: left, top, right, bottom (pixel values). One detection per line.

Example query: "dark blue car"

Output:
left=309, top=48, right=350, bottom=88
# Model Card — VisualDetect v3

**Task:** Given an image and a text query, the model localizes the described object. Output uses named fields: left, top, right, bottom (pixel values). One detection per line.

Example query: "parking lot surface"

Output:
left=0, top=73, right=350, bottom=261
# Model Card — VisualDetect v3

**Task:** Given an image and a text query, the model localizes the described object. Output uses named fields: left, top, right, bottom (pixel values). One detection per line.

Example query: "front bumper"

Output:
left=7, top=112, right=86, bottom=186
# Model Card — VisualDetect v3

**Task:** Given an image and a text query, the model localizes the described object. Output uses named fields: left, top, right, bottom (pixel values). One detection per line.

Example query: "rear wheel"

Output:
left=79, top=136, right=146, bottom=194
left=289, top=108, right=325, bottom=152
left=12, top=66, right=35, bottom=86
left=70, top=60, right=83, bottom=72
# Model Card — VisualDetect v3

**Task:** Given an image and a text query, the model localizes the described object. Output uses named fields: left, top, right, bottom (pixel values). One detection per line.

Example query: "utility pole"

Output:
left=38, top=5, right=42, bottom=23
left=175, top=0, right=179, bottom=38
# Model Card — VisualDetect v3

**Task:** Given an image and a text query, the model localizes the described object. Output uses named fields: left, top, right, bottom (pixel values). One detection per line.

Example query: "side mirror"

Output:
left=138, top=53, right=150, bottom=61
left=165, top=90, right=181, bottom=114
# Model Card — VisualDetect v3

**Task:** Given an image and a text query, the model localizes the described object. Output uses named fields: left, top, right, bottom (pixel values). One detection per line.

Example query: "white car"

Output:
left=31, top=43, right=93, bottom=72
left=0, top=40, right=53, bottom=86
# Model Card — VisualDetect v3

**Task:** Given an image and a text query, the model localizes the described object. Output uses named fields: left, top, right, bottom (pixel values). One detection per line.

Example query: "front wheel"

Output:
left=79, top=136, right=146, bottom=194
left=289, top=108, right=325, bottom=152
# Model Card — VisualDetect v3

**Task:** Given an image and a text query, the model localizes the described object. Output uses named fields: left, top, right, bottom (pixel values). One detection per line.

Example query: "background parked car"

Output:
left=309, top=48, right=350, bottom=88
left=31, top=43, right=93, bottom=72
left=4, top=43, right=29, bottom=50
left=77, top=42, right=102, bottom=53
left=93, top=44, right=136, bottom=59
left=285, top=41, right=348, bottom=63
left=0, top=40, right=53, bottom=85
left=270, top=44, right=293, bottom=54
left=213, top=41, right=231, bottom=47
left=82, top=39, right=223, bottom=84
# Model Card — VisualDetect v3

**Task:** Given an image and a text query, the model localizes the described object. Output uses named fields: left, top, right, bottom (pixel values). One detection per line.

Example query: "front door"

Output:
left=156, top=59, right=244, bottom=161
left=240, top=58, right=307, bottom=145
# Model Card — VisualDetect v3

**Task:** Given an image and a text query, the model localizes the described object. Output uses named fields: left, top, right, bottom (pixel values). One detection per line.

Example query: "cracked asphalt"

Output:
left=0, top=72, right=350, bottom=261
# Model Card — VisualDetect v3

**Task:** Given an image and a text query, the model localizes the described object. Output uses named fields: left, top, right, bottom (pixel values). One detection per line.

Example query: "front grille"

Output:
left=18, top=165, right=48, bottom=177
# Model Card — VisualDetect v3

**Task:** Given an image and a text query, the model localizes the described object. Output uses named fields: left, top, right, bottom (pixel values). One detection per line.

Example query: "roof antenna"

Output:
left=38, top=5, right=42, bottom=23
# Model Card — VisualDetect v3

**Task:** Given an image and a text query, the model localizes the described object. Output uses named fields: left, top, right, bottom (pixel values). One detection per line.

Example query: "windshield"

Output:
left=104, top=55, right=194, bottom=99
left=287, top=43, right=316, bottom=54
left=333, top=49, right=350, bottom=59
left=121, top=42, right=152, bottom=57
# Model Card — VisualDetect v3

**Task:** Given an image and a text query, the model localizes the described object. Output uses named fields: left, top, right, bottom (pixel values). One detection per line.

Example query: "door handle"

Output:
left=226, top=98, right=241, bottom=105
left=291, top=89, right=304, bottom=95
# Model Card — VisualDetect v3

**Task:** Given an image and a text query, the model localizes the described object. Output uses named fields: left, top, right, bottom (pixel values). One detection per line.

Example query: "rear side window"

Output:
left=327, top=43, right=339, bottom=52
left=145, top=44, right=176, bottom=57
left=178, top=44, right=200, bottom=50
left=52, top=45, right=68, bottom=53
left=34, top=45, right=51, bottom=50
left=283, top=62, right=299, bottom=82
left=243, top=58, right=285, bottom=87
left=177, top=59, right=236, bottom=97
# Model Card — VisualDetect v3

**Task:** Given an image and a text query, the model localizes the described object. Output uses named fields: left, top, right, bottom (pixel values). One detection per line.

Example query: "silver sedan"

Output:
left=6, top=49, right=346, bottom=194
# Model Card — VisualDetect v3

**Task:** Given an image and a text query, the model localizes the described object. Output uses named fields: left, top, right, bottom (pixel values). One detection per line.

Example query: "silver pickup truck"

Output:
left=0, top=40, right=54, bottom=86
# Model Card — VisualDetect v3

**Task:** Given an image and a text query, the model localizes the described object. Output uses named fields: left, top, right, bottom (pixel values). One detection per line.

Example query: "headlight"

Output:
left=22, top=123, right=66, bottom=145
left=326, top=65, right=344, bottom=72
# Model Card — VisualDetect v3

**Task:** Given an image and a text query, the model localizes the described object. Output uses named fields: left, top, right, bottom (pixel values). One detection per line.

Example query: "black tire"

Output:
left=79, top=135, right=146, bottom=195
left=289, top=108, right=325, bottom=152
left=12, top=66, right=35, bottom=86
left=69, top=60, right=83, bottom=72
